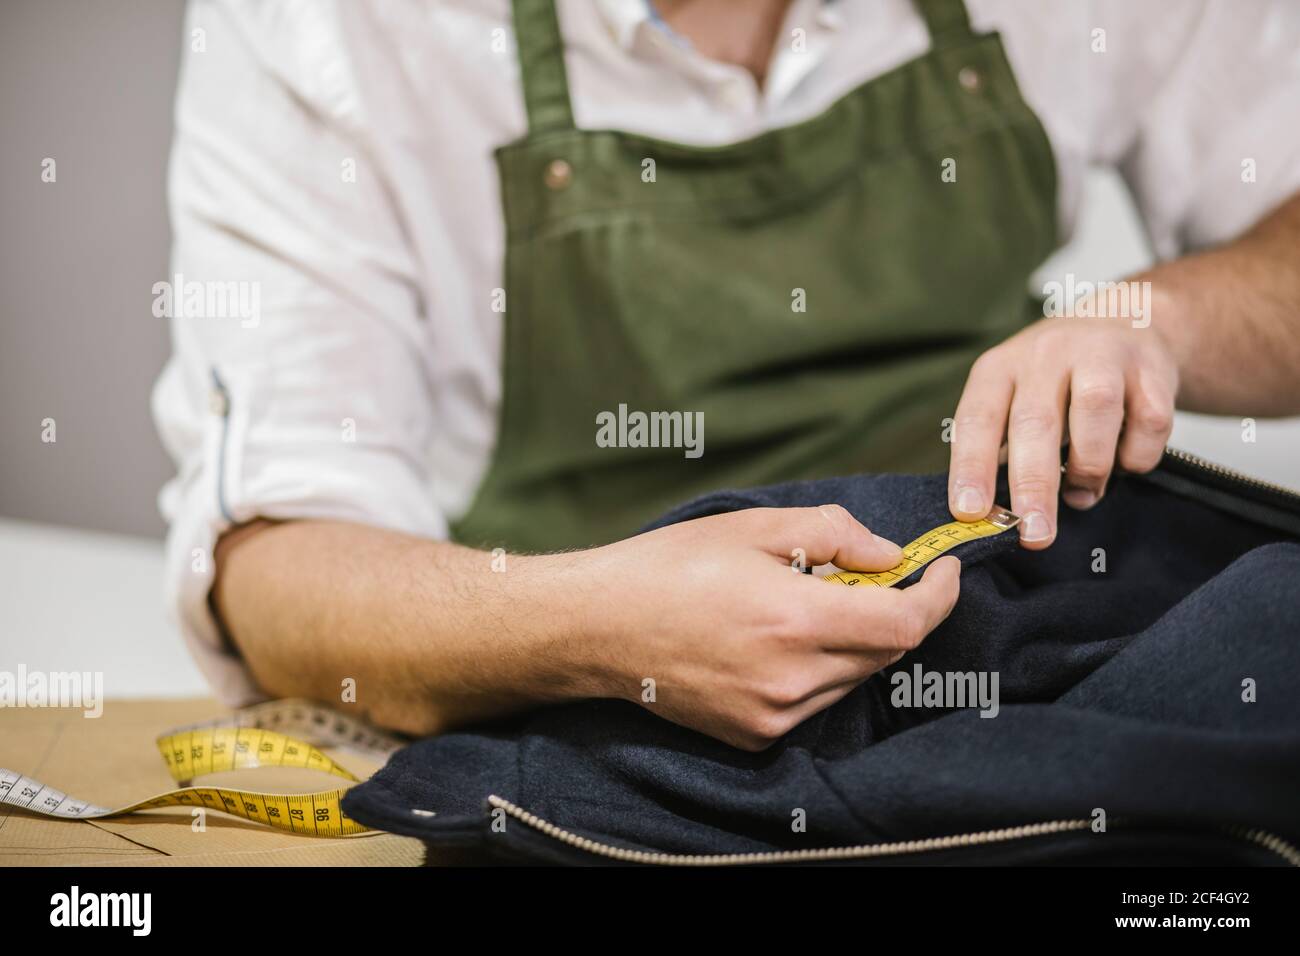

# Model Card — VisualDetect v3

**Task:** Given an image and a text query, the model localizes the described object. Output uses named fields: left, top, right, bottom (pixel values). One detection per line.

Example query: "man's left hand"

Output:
left=947, top=314, right=1179, bottom=548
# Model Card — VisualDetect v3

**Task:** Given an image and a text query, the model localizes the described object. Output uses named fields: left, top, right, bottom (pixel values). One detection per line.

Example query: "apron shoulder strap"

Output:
left=914, top=0, right=975, bottom=44
left=511, top=0, right=576, bottom=135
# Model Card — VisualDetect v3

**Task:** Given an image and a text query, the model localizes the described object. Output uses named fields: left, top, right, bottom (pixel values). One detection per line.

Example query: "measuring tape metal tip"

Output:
left=983, top=505, right=1020, bottom=530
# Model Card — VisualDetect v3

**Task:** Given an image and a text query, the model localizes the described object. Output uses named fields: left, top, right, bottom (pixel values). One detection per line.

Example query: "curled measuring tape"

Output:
left=0, top=700, right=401, bottom=838
left=823, top=505, right=1020, bottom=587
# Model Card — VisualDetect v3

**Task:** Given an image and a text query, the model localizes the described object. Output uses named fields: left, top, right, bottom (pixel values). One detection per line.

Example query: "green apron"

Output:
left=453, top=0, right=1057, bottom=552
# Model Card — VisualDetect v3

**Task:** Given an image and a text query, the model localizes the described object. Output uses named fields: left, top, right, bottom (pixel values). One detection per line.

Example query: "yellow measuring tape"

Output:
left=0, top=700, right=400, bottom=837
left=823, top=505, right=1020, bottom=587
left=2, top=510, right=1021, bottom=835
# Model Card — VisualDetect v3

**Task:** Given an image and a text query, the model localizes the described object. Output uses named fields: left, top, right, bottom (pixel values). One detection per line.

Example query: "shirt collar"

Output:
left=595, top=0, right=658, bottom=51
left=595, top=0, right=843, bottom=53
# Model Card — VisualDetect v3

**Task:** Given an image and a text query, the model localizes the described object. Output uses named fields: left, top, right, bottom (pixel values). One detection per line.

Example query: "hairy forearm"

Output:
left=212, top=520, right=602, bottom=736
left=208, top=501, right=963, bottom=751
left=1140, top=192, right=1300, bottom=416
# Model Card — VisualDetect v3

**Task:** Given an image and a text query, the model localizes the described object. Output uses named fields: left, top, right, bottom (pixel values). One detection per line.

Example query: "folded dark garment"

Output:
left=343, top=452, right=1300, bottom=865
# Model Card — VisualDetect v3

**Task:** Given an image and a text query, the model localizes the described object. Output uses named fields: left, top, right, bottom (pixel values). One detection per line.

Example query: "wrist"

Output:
left=511, top=548, right=620, bottom=703
left=1136, top=271, right=1191, bottom=370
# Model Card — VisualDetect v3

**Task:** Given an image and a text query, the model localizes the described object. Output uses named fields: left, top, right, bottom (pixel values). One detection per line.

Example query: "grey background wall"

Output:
left=1, top=1, right=1296, bottom=544
left=1, top=0, right=183, bottom=538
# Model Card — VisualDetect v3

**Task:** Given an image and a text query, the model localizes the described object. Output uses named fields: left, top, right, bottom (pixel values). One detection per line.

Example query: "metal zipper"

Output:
left=486, top=450, right=1300, bottom=866
left=1162, top=445, right=1300, bottom=504
left=486, top=796, right=1300, bottom=866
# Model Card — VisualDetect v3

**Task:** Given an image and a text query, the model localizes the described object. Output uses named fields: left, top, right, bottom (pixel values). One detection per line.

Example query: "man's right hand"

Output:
left=215, top=506, right=960, bottom=752
left=574, top=506, right=962, bottom=750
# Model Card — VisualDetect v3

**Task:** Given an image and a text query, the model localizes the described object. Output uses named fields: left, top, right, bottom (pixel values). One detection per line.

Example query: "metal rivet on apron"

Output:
left=543, top=159, right=572, bottom=190
left=958, top=67, right=982, bottom=93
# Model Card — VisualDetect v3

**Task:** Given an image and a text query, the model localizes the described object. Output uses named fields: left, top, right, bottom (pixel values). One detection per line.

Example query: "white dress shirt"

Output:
left=152, top=0, right=1300, bottom=704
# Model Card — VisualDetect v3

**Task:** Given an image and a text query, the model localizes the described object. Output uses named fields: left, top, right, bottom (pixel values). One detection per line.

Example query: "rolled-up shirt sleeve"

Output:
left=152, top=0, right=444, bottom=705
left=1115, top=0, right=1300, bottom=259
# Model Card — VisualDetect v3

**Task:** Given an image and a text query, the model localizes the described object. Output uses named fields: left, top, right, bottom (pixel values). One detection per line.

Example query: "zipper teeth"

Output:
left=487, top=797, right=1300, bottom=867
left=1229, top=827, right=1300, bottom=867
left=1164, top=445, right=1300, bottom=502
left=489, top=447, right=1299, bottom=865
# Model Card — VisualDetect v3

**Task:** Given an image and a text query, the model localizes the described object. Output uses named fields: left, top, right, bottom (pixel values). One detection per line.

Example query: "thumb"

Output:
left=750, top=504, right=904, bottom=571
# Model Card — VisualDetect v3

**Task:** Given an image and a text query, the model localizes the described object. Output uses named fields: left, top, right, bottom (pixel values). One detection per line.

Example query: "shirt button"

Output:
left=958, top=66, right=982, bottom=93
left=543, top=158, right=572, bottom=190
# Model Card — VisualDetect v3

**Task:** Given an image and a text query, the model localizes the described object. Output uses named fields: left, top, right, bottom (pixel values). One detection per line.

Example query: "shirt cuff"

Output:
left=158, top=370, right=446, bottom=707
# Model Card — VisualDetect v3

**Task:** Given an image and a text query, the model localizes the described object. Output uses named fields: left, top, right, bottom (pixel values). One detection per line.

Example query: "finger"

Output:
left=888, top=554, right=962, bottom=639
left=1062, top=366, right=1124, bottom=509
left=1117, top=360, right=1175, bottom=474
left=812, top=555, right=961, bottom=653
left=806, top=649, right=899, bottom=691
left=750, top=504, right=903, bottom=571
left=783, top=679, right=864, bottom=726
left=1007, top=375, right=1068, bottom=548
left=733, top=681, right=862, bottom=751
left=948, top=353, right=1013, bottom=521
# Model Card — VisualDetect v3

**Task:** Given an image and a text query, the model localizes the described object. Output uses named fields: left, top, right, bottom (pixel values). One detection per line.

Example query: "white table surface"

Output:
left=0, top=518, right=208, bottom=698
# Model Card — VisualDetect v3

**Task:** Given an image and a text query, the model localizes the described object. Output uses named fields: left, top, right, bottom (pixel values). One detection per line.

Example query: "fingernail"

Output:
left=1020, top=511, right=1052, bottom=542
left=874, top=534, right=903, bottom=560
left=954, top=486, right=984, bottom=516
left=1062, top=487, right=1098, bottom=510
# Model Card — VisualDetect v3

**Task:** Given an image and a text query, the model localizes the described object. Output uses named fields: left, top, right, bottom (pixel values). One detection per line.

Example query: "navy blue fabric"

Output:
left=344, top=466, right=1300, bottom=865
